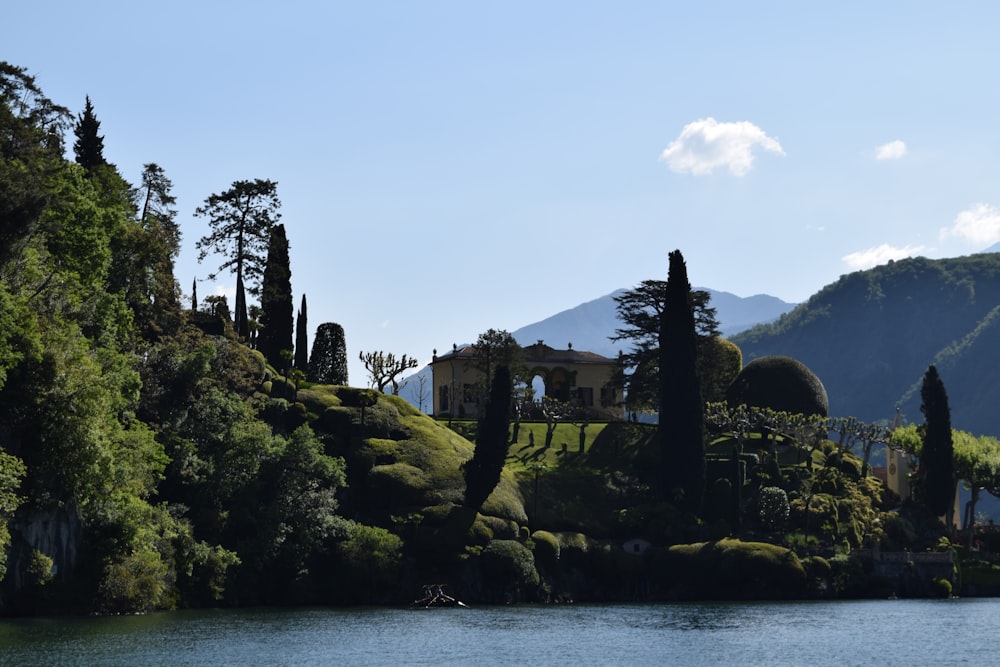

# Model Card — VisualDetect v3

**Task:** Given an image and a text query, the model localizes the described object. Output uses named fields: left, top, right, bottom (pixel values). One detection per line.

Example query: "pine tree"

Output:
left=919, top=364, right=955, bottom=522
left=258, top=224, right=293, bottom=370
left=294, top=294, right=308, bottom=371
left=659, top=250, right=705, bottom=513
left=194, top=179, right=281, bottom=339
left=73, top=95, right=106, bottom=171
left=133, top=163, right=181, bottom=337
left=309, top=323, right=348, bottom=385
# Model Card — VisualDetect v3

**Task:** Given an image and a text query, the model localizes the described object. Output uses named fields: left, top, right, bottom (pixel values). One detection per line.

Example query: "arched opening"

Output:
left=531, top=374, right=546, bottom=403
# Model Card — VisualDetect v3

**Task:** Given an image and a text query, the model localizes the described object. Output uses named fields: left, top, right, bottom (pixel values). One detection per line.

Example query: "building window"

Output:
left=439, top=385, right=449, bottom=412
left=600, top=385, right=617, bottom=407
left=462, top=383, right=477, bottom=403
left=577, top=387, right=594, bottom=407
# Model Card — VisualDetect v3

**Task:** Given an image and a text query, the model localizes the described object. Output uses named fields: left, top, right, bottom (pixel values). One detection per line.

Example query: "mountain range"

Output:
left=732, top=252, right=1000, bottom=436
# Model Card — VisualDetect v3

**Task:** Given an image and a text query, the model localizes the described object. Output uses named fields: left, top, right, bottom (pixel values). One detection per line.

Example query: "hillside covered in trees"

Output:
left=733, top=254, right=1000, bottom=436
left=4, top=62, right=997, bottom=615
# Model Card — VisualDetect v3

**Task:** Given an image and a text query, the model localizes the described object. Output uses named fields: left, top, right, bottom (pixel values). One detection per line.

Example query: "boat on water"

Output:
left=412, top=585, right=468, bottom=608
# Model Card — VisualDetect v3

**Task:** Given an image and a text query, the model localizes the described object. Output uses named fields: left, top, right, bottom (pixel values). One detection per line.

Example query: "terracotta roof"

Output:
left=430, top=342, right=615, bottom=365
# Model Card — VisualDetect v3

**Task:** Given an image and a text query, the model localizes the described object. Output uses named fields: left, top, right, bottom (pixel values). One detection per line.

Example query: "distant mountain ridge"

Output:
left=732, top=253, right=1000, bottom=435
left=399, top=287, right=796, bottom=410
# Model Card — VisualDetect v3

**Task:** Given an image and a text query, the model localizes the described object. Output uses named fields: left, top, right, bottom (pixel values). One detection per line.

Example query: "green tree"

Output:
left=110, top=162, right=182, bottom=339
left=0, top=62, right=70, bottom=268
left=294, top=294, right=308, bottom=371
left=359, top=350, right=417, bottom=394
left=194, top=179, right=281, bottom=339
left=472, top=329, right=523, bottom=390
left=953, top=431, right=1000, bottom=544
left=258, top=224, right=293, bottom=370
left=308, top=323, right=348, bottom=385
left=612, top=279, right=722, bottom=412
left=659, top=250, right=705, bottom=513
left=918, top=364, right=955, bottom=524
left=72, top=96, right=106, bottom=172
left=0, top=450, right=26, bottom=581
left=464, top=365, right=512, bottom=510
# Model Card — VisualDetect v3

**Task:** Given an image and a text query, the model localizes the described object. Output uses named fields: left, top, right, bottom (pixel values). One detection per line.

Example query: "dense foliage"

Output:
left=918, top=365, right=955, bottom=520
left=309, top=322, right=348, bottom=385
left=658, top=250, right=705, bottom=513
left=258, top=224, right=293, bottom=370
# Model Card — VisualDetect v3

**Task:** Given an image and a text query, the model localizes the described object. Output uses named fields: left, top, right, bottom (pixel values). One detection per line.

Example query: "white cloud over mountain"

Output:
left=660, top=118, right=785, bottom=176
left=875, top=140, right=907, bottom=160
left=842, top=243, right=927, bottom=270
left=940, top=203, right=1000, bottom=246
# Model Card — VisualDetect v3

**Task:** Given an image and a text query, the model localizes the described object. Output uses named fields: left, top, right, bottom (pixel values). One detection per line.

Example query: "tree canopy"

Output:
left=72, top=96, right=106, bottom=172
left=194, top=179, right=281, bottom=338
left=309, top=322, right=348, bottom=385
left=258, top=224, right=293, bottom=370
left=919, top=364, right=955, bottom=521
left=658, top=250, right=705, bottom=513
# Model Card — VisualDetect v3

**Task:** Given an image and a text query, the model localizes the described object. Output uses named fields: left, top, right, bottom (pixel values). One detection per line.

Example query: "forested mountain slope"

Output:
left=732, top=254, right=1000, bottom=435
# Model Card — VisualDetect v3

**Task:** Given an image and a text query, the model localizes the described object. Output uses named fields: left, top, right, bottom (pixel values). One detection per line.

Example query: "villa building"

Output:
left=429, top=340, right=623, bottom=420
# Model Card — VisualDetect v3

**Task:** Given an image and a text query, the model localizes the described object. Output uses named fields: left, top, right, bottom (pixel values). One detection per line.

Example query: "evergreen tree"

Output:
left=258, top=224, right=293, bottom=371
left=72, top=95, right=106, bottom=171
left=191, top=278, right=198, bottom=312
left=294, top=294, right=308, bottom=371
left=309, top=323, right=348, bottom=385
left=919, top=364, right=955, bottom=521
left=194, top=179, right=281, bottom=339
left=463, top=365, right=512, bottom=510
left=659, top=250, right=705, bottom=513
left=612, top=280, right=720, bottom=412
left=124, top=162, right=182, bottom=337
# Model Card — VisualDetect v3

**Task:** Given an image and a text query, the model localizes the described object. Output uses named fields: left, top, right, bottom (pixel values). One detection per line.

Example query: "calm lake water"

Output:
left=0, top=599, right=995, bottom=666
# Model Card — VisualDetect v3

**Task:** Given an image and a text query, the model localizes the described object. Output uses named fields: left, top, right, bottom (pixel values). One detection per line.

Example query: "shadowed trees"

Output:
left=294, top=294, right=308, bottom=372
left=659, top=250, right=705, bottom=514
left=612, top=279, right=724, bottom=411
left=919, top=364, right=955, bottom=524
left=258, top=224, right=293, bottom=371
left=194, top=179, right=281, bottom=339
left=309, top=323, right=348, bottom=385
left=464, top=365, right=512, bottom=511
left=72, top=96, right=106, bottom=172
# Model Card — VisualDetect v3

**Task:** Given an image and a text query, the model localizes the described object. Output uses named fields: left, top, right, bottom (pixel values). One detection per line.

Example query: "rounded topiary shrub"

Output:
left=726, top=355, right=829, bottom=417
left=531, top=530, right=560, bottom=569
left=480, top=539, right=540, bottom=600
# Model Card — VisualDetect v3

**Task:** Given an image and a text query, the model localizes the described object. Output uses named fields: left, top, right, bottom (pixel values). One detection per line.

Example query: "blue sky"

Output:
left=9, top=1, right=1000, bottom=383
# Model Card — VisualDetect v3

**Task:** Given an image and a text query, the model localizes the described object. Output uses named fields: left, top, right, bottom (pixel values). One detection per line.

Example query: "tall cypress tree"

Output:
left=191, top=278, right=198, bottom=312
left=463, top=365, right=512, bottom=511
left=73, top=96, right=106, bottom=171
left=258, top=224, right=293, bottom=371
left=919, top=364, right=955, bottom=522
left=294, top=294, right=308, bottom=371
left=659, top=250, right=705, bottom=513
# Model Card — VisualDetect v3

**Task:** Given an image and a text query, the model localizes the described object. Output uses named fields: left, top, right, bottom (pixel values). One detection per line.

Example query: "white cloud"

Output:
left=875, top=140, right=907, bottom=160
left=660, top=118, right=785, bottom=176
left=842, top=243, right=927, bottom=270
left=940, top=203, right=1000, bottom=246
